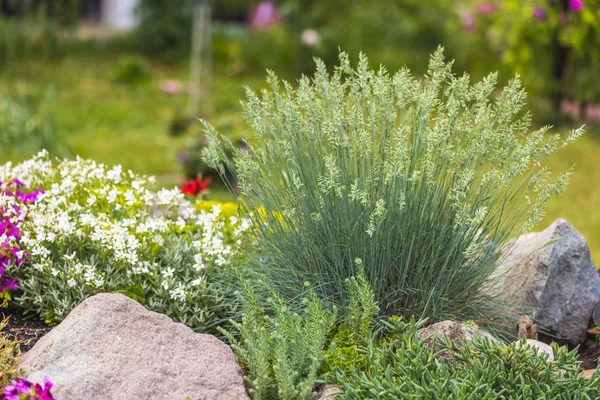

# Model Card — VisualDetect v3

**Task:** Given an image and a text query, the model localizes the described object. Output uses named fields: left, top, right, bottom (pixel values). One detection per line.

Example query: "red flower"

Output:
left=181, top=174, right=211, bottom=196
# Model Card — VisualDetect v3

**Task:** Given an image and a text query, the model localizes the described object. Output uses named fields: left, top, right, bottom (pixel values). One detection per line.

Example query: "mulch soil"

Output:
left=1, top=311, right=52, bottom=352
left=579, top=345, right=600, bottom=370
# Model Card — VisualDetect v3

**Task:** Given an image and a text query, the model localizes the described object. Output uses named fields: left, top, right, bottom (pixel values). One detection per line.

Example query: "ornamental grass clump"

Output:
left=203, top=48, right=582, bottom=322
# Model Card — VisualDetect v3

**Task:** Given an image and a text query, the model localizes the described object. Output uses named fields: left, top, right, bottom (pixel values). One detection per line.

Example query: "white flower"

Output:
left=169, top=285, right=187, bottom=302
left=107, top=165, right=123, bottom=183
left=124, top=190, right=136, bottom=206
left=301, top=28, right=320, bottom=46
left=67, top=279, right=77, bottom=287
left=107, top=189, right=118, bottom=204
left=191, top=277, right=204, bottom=286
left=162, top=267, right=175, bottom=278
left=161, top=280, right=169, bottom=290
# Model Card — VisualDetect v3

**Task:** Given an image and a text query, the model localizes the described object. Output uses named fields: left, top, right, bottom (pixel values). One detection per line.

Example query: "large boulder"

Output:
left=20, top=293, right=249, bottom=400
left=494, top=219, right=600, bottom=346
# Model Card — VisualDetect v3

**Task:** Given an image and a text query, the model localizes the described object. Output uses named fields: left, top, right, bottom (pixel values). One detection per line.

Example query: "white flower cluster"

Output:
left=160, top=203, right=251, bottom=302
left=0, top=151, right=251, bottom=323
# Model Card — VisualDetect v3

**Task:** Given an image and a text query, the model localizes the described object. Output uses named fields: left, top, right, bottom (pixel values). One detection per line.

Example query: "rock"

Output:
left=493, top=219, right=600, bottom=346
left=417, top=320, right=500, bottom=345
left=516, top=315, right=538, bottom=340
left=417, top=321, right=500, bottom=363
left=581, top=369, right=597, bottom=378
left=515, top=339, right=554, bottom=361
left=317, top=384, right=343, bottom=399
left=591, top=301, right=600, bottom=327
left=20, top=293, right=249, bottom=400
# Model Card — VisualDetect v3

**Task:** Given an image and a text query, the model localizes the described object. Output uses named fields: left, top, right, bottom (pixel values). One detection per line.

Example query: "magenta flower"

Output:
left=0, top=179, right=41, bottom=294
left=477, top=2, right=497, bottom=15
left=3, top=376, right=55, bottom=400
left=249, top=1, right=281, bottom=29
left=569, top=0, right=584, bottom=12
left=533, top=6, right=546, bottom=21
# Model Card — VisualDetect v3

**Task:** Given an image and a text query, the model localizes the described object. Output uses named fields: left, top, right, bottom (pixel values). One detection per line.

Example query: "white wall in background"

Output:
left=102, top=0, right=140, bottom=30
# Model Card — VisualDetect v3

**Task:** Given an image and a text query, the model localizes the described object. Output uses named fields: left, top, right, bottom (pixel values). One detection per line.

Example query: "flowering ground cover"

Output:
left=0, top=151, right=251, bottom=334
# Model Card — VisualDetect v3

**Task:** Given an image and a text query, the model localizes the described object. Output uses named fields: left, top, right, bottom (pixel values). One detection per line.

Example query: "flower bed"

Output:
left=0, top=151, right=250, bottom=334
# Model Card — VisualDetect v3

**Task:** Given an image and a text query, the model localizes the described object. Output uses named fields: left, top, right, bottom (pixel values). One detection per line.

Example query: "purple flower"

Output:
left=3, top=377, right=33, bottom=399
left=0, top=277, right=19, bottom=291
left=7, top=179, right=24, bottom=187
left=3, top=376, right=55, bottom=400
left=177, top=151, right=188, bottom=165
left=533, top=6, right=546, bottom=21
left=477, top=2, right=497, bottom=15
left=569, top=0, right=584, bottom=12
left=249, top=1, right=281, bottom=29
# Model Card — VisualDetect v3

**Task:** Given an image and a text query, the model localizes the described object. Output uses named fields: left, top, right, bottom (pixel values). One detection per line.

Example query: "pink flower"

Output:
left=477, top=2, right=497, bottom=15
left=301, top=29, right=320, bottom=46
left=533, top=6, right=546, bottom=21
left=569, top=0, right=584, bottom=12
left=160, top=80, right=183, bottom=95
left=249, top=1, right=281, bottom=29
left=560, top=12, right=570, bottom=24
left=461, top=12, right=476, bottom=32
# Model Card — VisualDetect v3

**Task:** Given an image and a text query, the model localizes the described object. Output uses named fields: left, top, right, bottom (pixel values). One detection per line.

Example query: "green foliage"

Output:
left=203, top=48, right=581, bottom=323
left=281, top=0, right=463, bottom=74
left=0, top=317, right=21, bottom=388
left=321, top=260, right=379, bottom=377
left=466, top=0, right=600, bottom=107
left=111, top=56, right=153, bottom=87
left=134, top=0, right=195, bottom=59
left=220, top=280, right=336, bottom=400
left=0, top=86, right=67, bottom=158
left=334, top=317, right=600, bottom=399
left=0, top=1, right=79, bottom=66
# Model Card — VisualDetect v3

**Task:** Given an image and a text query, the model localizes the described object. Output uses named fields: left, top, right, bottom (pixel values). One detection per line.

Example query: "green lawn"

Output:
left=0, top=54, right=263, bottom=182
left=0, top=53, right=599, bottom=265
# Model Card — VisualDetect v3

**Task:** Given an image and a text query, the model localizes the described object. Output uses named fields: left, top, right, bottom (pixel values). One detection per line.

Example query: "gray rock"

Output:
left=317, top=384, right=343, bottom=399
left=494, top=219, right=600, bottom=346
left=20, top=293, right=249, bottom=400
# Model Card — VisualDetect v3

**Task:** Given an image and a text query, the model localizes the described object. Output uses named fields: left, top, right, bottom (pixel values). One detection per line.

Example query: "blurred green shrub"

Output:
left=0, top=87, right=68, bottom=158
left=203, top=49, right=581, bottom=324
left=0, top=0, right=79, bottom=66
left=111, top=55, right=153, bottom=87
left=465, top=0, right=600, bottom=110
